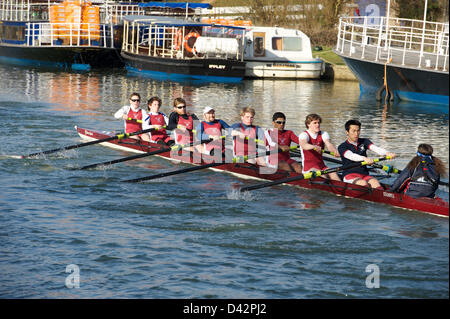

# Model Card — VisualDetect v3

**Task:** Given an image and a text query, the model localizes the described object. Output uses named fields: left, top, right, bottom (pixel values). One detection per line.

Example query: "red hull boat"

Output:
left=76, top=126, right=449, bottom=218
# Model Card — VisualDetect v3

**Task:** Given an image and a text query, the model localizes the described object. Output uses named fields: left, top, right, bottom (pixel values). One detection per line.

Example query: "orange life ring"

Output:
left=174, top=29, right=183, bottom=50
left=184, top=32, right=200, bottom=54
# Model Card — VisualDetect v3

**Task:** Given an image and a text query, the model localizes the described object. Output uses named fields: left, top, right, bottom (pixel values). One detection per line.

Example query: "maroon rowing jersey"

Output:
left=175, top=114, right=194, bottom=144
left=301, top=130, right=326, bottom=172
left=146, top=113, right=169, bottom=142
left=125, top=108, right=142, bottom=133
left=234, top=123, right=257, bottom=156
left=202, top=120, right=223, bottom=152
left=266, top=129, right=299, bottom=165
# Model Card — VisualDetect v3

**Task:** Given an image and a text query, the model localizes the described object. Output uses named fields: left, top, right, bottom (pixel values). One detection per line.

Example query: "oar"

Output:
left=320, top=150, right=447, bottom=186
left=289, top=149, right=342, bottom=165
left=320, top=150, right=448, bottom=187
left=291, top=149, right=396, bottom=173
left=290, top=149, right=448, bottom=187
left=240, top=156, right=392, bottom=192
left=123, top=145, right=299, bottom=183
left=77, top=139, right=211, bottom=170
left=22, top=127, right=159, bottom=158
left=126, top=118, right=143, bottom=123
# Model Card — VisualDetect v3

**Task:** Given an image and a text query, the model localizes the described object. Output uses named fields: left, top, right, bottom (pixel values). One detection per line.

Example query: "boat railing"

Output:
left=103, top=3, right=144, bottom=24
left=336, top=16, right=449, bottom=72
left=122, top=20, right=244, bottom=61
left=24, top=22, right=114, bottom=48
left=1, top=0, right=32, bottom=21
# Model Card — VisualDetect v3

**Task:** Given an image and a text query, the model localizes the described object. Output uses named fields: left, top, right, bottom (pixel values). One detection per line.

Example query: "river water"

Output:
left=0, top=64, right=448, bottom=299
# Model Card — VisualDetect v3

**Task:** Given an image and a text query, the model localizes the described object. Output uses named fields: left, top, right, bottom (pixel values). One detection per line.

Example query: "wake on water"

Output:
left=226, top=187, right=259, bottom=201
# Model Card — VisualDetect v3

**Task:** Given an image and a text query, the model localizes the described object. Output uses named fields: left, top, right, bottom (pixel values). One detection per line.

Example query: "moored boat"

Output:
left=76, top=126, right=449, bottom=218
left=0, top=0, right=123, bottom=71
left=202, top=19, right=325, bottom=79
left=334, top=13, right=449, bottom=105
left=120, top=15, right=246, bottom=83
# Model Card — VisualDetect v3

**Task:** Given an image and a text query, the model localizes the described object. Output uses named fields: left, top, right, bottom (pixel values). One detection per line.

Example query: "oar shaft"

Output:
left=320, top=150, right=448, bottom=187
left=240, top=157, right=390, bottom=192
left=25, top=137, right=115, bottom=157
left=79, top=139, right=211, bottom=170
left=79, top=148, right=169, bottom=170
left=124, top=161, right=224, bottom=183
left=124, top=145, right=298, bottom=183
left=291, top=149, right=390, bottom=172
left=24, top=127, right=156, bottom=158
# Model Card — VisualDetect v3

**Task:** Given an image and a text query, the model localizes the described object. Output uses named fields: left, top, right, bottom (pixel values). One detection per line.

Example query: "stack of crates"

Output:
left=64, top=0, right=83, bottom=44
left=81, top=4, right=100, bottom=44
left=201, top=18, right=253, bottom=27
left=48, top=1, right=100, bottom=45
left=49, top=3, right=66, bottom=44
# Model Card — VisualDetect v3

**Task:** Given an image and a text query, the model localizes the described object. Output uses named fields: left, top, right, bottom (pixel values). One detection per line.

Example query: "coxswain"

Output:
left=299, top=114, right=341, bottom=181
left=390, top=144, right=446, bottom=198
left=143, top=96, right=172, bottom=145
left=337, top=119, right=396, bottom=189
left=114, top=92, right=150, bottom=141
left=230, top=107, right=271, bottom=166
left=166, top=97, right=199, bottom=148
left=195, top=106, right=230, bottom=160
left=265, top=112, right=302, bottom=173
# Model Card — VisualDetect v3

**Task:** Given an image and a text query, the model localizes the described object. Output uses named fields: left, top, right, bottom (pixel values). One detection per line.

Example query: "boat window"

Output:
left=272, top=37, right=302, bottom=51
left=0, top=25, right=25, bottom=41
left=254, top=37, right=265, bottom=56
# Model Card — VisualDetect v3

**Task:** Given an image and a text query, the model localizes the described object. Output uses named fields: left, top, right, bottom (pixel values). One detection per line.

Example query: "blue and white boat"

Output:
left=334, top=2, right=449, bottom=106
left=0, top=0, right=121, bottom=71
left=120, top=15, right=246, bottom=83
left=242, top=25, right=325, bottom=79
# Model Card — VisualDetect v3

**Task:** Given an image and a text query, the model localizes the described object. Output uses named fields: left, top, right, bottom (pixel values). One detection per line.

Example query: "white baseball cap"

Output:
left=203, top=106, right=215, bottom=114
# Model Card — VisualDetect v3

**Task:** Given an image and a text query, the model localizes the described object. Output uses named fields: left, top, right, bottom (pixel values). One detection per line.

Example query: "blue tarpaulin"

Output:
left=138, top=2, right=212, bottom=9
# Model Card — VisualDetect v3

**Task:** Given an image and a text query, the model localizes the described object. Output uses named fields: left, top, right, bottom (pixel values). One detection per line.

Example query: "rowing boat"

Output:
left=76, top=126, right=449, bottom=218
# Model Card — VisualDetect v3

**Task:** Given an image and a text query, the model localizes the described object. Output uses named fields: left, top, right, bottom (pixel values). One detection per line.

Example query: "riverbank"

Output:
left=313, top=47, right=357, bottom=81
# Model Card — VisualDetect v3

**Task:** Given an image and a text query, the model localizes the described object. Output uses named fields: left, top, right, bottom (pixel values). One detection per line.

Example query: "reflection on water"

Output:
left=0, top=64, right=448, bottom=299
left=0, top=64, right=448, bottom=168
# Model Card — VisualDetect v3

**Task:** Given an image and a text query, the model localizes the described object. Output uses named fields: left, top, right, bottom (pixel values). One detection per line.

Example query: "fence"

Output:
left=336, top=16, right=449, bottom=72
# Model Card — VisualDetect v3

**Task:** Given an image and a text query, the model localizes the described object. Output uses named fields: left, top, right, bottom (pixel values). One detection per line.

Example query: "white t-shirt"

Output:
left=298, top=130, right=330, bottom=143
left=114, top=105, right=149, bottom=131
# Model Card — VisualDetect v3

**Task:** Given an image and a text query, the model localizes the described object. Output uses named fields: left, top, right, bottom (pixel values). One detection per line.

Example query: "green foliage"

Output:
left=394, top=0, right=444, bottom=21
left=312, top=47, right=345, bottom=65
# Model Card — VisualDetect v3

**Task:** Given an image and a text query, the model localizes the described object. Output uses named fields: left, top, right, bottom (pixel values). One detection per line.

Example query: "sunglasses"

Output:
left=130, top=99, right=140, bottom=102
left=275, top=121, right=286, bottom=124
left=176, top=105, right=186, bottom=109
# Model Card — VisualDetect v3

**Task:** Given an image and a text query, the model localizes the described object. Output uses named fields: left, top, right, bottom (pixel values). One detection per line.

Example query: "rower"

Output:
left=113, top=92, right=150, bottom=141
left=230, top=107, right=271, bottom=166
left=166, top=97, right=199, bottom=146
left=390, top=144, right=446, bottom=198
left=143, top=96, right=172, bottom=146
left=265, top=112, right=302, bottom=173
left=337, top=119, right=396, bottom=189
left=299, top=113, right=341, bottom=181
left=195, top=106, right=230, bottom=160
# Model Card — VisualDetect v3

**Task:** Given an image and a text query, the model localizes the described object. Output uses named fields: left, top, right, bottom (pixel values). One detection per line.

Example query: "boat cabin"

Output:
left=242, top=26, right=324, bottom=78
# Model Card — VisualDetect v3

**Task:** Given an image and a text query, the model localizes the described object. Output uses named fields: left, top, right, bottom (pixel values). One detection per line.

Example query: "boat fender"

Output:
left=174, top=29, right=183, bottom=50
left=184, top=32, right=200, bottom=54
